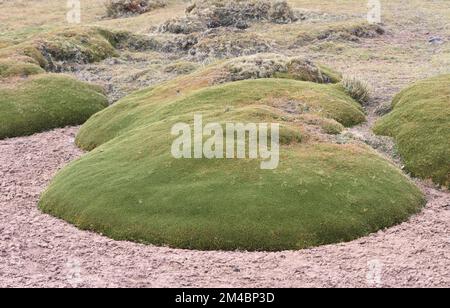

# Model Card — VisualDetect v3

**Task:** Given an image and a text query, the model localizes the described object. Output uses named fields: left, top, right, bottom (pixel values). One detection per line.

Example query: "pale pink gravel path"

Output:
left=0, top=127, right=449, bottom=288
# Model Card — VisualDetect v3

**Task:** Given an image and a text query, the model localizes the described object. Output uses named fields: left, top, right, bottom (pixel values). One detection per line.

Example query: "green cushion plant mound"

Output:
left=0, top=74, right=108, bottom=139
left=374, top=74, right=450, bottom=188
left=0, top=59, right=45, bottom=78
left=75, top=57, right=348, bottom=150
left=40, top=76, right=425, bottom=251
left=35, top=27, right=118, bottom=68
left=0, top=27, right=119, bottom=138
left=0, top=27, right=118, bottom=75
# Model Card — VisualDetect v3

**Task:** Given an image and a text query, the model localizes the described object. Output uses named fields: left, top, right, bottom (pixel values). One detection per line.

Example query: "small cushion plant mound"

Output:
left=374, top=74, right=450, bottom=189
left=40, top=58, right=425, bottom=251
left=0, top=59, right=45, bottom=78
left=0, top=74, right=108, bottom=139
left=0, top=27, right=119, bottom=75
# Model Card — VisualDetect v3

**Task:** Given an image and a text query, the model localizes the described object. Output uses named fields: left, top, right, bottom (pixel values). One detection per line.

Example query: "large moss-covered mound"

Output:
left=0, top=74, right=108, bottom=139
left=374, top=74, right=450, bottom=189
left=40, top=66, right=424, bottom=250
left=76, top=54, right=344, bottom=150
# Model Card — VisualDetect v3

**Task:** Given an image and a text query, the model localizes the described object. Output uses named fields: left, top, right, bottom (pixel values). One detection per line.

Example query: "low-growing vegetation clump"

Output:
left=0, top=59, right=45, bottom=78
left=36, top=28, right=119, bottom=71
left=190, top=29, right=272, bottom=59
left=341, top=76, right=371, bottom=104
left=0, top=74, right=108, bottom=139
left=374, top=74, right=450, bottom=189
left=154, top=0, right=303, bottom=58
left=105, top=0, right=167, bottom=18
left=314, top=22, right=385, bottom=42
left=160, top=0, right=297, bottom=35
left=222, top=53, right=342, bottom=83
left=299, top=114, right=345, bottom=135
left=39, top=56, right=424, bottom=251
left=163, top=61, right=199, bottom=74
left=293, top=22, right=385, bottom=47
left=0, top=27, right=119, bottom=74
left=118, top=29, right=267, bottom=59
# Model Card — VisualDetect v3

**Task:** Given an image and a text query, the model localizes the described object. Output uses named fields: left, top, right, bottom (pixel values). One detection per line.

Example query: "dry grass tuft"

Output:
left=223, top=53, right=340, bottom=84
left=105, top=0, right=166, bottom=18
left=341, top=76, right=371, bottom=104
left=160, top=0, right=297, bottom=35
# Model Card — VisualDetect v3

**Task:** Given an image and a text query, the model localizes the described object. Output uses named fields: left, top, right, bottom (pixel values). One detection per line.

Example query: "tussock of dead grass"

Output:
left=160, top=0, right=297, bottom=35
left=341, top=76, right=371, bottom=105
left=105, top=0, right=167, bottom=18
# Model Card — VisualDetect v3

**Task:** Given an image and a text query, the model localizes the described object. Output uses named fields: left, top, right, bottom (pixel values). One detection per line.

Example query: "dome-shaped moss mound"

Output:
left=374, top=74, right=450, bottom=189
left=0, top=74, right=108, bottom=139
left=40, top=76, right=424, bottom=251
left=75, top=54, right=343, bottom=150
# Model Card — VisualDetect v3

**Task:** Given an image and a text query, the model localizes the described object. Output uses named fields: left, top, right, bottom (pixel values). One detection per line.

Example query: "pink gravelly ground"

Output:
left=0, top=127, right=449, bottom=288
